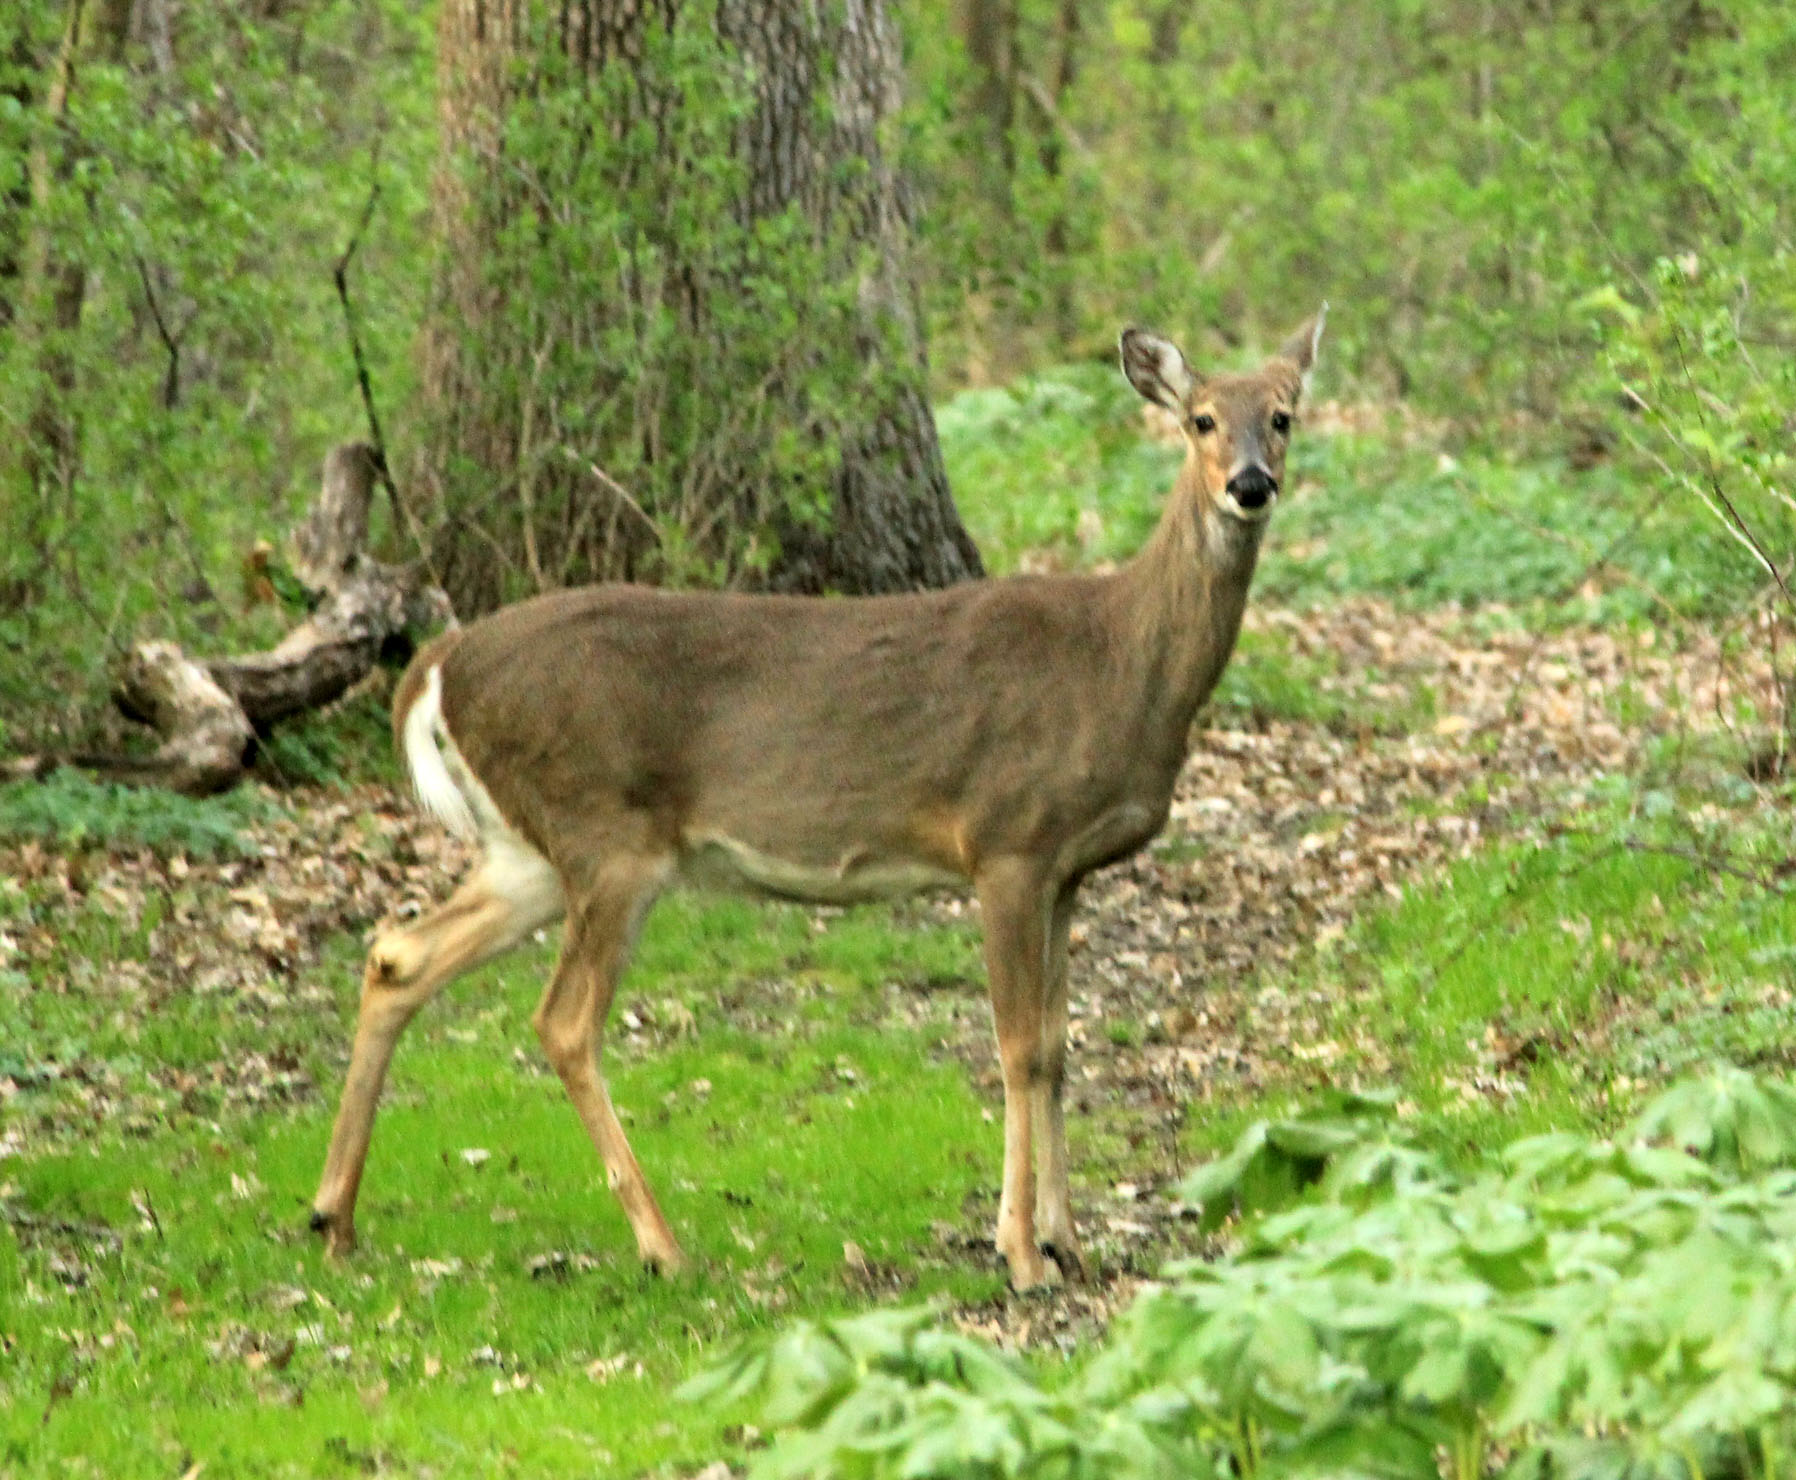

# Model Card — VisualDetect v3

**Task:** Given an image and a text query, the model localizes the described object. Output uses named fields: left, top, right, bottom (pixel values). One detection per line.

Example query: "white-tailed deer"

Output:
left=310, top=310, right=1324, bottom=1289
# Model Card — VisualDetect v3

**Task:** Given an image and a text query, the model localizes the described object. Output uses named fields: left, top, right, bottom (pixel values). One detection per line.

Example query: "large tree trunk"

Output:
left=419, top=0, right=983, bottom=612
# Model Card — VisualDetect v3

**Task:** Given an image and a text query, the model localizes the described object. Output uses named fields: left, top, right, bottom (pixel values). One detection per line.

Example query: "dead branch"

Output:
left=5, top=442, right=452, bottom=796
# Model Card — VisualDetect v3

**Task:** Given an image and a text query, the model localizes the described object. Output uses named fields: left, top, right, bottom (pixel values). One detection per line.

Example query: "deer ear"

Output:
left=1119, top=327, right=1196, bottom=413
left=1277, top=303, right=1327, bottom=397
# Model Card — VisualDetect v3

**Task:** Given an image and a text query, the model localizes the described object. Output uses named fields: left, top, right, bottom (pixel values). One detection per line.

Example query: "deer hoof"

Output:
left=1042, top=1239, right=1090, bottom=1283
left=1002, top=1245, right=1062, bottom=1293
left=640, top=1245, right=688, bottom=1278
left=309, top=1208, right=357, bottom=1257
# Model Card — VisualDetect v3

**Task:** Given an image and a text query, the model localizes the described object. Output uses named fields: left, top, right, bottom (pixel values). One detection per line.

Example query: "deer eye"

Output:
left=1192, top=413, right=1216, bottom=434
left=1270, top=411, right=1292, bottom=434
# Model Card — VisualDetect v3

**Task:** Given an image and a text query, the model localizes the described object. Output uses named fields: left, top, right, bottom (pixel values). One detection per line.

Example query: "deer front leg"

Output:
left=312, top=862, right=561, bottom=1255
left=532, top=859, right=685, bottom=1274
left=1033, top=883, right=1087, bottom=1279
left=977, top=859, right=1057, bottom=1291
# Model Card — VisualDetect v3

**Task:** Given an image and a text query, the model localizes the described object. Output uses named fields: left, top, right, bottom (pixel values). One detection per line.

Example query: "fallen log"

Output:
left=6, top=443, right=452, bottom=796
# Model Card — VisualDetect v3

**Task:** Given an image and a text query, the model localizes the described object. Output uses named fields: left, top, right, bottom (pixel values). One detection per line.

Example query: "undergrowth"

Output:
left=937, top=368, right=1763, bottom=623
left=0, top=770, right=273, bottom=858
left=702, top=1066, right=1796, bottom=1480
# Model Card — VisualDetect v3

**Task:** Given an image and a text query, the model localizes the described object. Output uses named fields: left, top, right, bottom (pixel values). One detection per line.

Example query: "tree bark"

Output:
left=16, top=0, right=132, bottom=520
left=955, top=0, right=1018, bottom=199
left=420, top=0, right=983, bottom=611
left=0, top=12, right=45, bottom=334
left=1029, top=0, right=1082, bottom=346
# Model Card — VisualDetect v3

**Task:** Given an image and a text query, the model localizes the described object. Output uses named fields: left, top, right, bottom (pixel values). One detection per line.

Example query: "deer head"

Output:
left=1121, top=307, right=1327, bottom=523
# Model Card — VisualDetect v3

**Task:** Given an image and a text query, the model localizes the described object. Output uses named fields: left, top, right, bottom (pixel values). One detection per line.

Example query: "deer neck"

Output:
left=1112, top=457, right=1265, bottom=741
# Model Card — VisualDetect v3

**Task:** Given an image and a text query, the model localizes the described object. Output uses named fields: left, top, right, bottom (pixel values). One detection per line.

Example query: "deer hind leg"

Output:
left=531, top=856, right=684, bottom=1274
left=977, top=859, right=1057, bottom=1291
left=311, top=838, right=564, bottom=1255
left=1033, top=883, right=1086, bottom=1280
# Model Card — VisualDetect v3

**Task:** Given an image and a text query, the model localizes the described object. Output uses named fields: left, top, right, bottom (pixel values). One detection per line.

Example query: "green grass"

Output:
left=1170, top=771, right=1796, bottom=1172
left=1206, top=626, right=1439, bottom=736
left=9, top=772, right=1794, bottom=1471
left=936, top=368, right=1766, bottom=622
left=0, top=892, right=994, bottom=1477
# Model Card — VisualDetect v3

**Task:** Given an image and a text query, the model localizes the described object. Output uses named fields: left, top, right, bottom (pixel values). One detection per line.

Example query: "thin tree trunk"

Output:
left=0, top=17, right=43, bottom=334
left=956, top=0, right=1018, bottom=193
left=952, top=0, right=1020, bottom=380
left=10, top=0, right=132, bottom=597
left=1032, top=0, right=1082, bottom=346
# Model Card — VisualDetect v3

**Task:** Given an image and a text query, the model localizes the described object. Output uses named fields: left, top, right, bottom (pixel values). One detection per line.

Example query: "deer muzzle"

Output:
left=1225, top=466, right=1278, bottom=513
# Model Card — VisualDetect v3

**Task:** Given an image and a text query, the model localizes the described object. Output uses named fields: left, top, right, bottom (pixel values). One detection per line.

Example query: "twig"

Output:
left=1018, top=72, right=1094, bottom=166
left=333, top=137, right=412, bottom=556
left=1448, top=470, right=1681, bottom=729
left=132, top=252, right=190, bottom=409
left=1668, top=329, right=1796, bottom=619
left=1617, top=838, right=1792, bottom=894
left=131, top=1187, right=164, bottom=1242
left=1664, top=329, right=1796, bottom=752
left=565, top=449, right=661, bottom=541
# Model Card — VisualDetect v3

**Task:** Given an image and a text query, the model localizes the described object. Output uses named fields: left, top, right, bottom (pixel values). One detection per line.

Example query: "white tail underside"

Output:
left=403, top=665, right=479, bottom=840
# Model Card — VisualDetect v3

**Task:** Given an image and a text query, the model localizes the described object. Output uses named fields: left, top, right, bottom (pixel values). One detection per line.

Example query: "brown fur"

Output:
left=312, top=313, right=1324, bottom=1288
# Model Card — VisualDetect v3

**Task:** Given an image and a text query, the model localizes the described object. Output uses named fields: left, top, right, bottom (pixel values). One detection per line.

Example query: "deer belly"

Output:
left=678, top=832, right=963, bottom=904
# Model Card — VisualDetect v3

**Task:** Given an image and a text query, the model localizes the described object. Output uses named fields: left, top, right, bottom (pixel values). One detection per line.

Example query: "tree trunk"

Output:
left=6, top=0, right=133, bottom=607
left=419, top=0, right=983, bottom=612
left=1030, top=0, right=1082, bottom=346
left=0, top=13, right=44, bottom=334
left=956, top=0, right=1017, bottom=198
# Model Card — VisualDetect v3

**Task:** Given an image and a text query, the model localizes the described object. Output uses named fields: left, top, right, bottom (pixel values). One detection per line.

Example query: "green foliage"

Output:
left=905, top=0, right=1796, bottom=626
left=1567, top=13, right=1796, bottom=603
left=1178, top=1086, right=1427, bottom=1232
left=936, top=361, right=1173, bottom=571
left=1630, top=1064, right=1796, bottom=1178
left=1264, top=440, right=1758, bottom=619
left=253, top=689, right=399, bottom=789
left=935, top=363, right=1757, bottom=620
left=904, top=0, right=1792, bottom=415
left=0, top=0, right=434, bottom=738
left=718, top=1068, right=1796, bottom=1480
left=683, top=1306, right=1213, bottom=1479
left=0, top=770, right=270, bottom=857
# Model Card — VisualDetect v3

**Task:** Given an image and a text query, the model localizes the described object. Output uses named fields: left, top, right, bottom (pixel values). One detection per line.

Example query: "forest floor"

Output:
left=6, top=382, right=1795, bottom=1475
left=6, top=570, right=1793, bottom=1475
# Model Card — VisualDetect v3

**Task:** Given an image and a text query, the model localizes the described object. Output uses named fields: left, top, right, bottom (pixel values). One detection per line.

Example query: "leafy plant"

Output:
left=0, top=769, right=271, bottom=857
left=708, top=1067, right=1796, bottom=1480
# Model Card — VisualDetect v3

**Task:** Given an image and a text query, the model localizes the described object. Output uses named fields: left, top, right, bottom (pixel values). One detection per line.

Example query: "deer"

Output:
left=309, top=309, right=1324, bottom=1290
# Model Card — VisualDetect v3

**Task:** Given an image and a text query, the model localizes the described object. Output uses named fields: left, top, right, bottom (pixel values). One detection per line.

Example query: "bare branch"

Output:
left=132, top=251, right=187, bottom=409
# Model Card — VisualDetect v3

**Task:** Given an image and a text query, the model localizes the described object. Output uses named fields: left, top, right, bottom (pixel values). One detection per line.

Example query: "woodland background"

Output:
left=5, top=3, right=1796, bottom=1477
left=2, top=0, right=1792, bottom=743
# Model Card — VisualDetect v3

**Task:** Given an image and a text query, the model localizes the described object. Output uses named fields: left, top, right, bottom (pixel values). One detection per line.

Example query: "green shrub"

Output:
left=700, top=1066, right=1796, bottom=1480
left=0, top=770, right=271, bottom=857
left=254, top=688, right=399, bottom=789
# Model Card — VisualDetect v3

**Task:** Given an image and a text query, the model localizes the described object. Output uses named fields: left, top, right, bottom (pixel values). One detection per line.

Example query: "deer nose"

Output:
left=1226, top=467, right=1278, bottom=510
